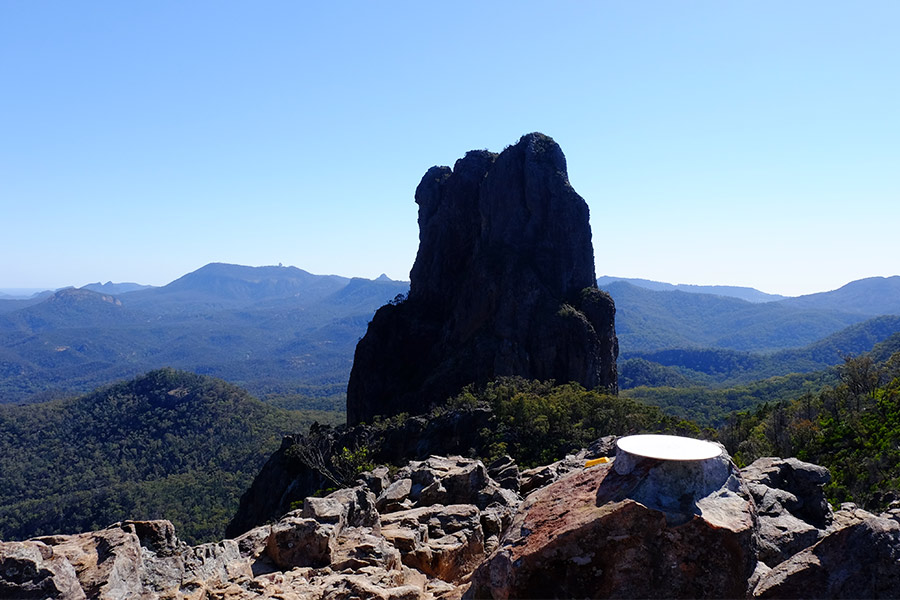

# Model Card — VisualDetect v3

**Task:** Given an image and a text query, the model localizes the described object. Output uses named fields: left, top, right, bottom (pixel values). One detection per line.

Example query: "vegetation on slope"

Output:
left=621, top=315, right=900, bottom=390
left=450, top=378, right=704, bottom=468
left=719, top=352, right=900, bottom=512
left=0, top=368, right=341, bottom=544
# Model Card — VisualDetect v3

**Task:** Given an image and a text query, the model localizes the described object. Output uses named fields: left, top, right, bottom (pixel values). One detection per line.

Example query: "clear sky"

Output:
left=2, top=2, right=898, bottom=297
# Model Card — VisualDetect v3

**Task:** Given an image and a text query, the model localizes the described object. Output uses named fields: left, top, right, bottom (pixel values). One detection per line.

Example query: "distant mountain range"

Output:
left=1, top=265, right=898, bottom=406
left=598, top=276, right=900, bottom=354
left=596, top=276, right=788, bottom=303
left=0, top=263, right=408, bottom=405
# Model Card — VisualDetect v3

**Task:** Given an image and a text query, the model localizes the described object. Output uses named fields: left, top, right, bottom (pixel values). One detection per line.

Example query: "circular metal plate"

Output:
left=616, top=434, right=722, bottom=461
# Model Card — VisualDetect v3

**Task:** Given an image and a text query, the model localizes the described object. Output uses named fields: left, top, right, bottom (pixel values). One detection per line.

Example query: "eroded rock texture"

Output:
left=468, top=449, right=757, bottom=599
left=347, top=133, right=618, bottom=425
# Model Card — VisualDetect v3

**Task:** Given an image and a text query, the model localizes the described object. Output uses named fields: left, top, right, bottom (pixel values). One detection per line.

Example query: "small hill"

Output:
left=0, top=368, right=338, bottom=544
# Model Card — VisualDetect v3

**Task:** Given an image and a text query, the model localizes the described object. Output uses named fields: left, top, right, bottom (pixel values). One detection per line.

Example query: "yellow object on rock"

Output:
left=584, top=457, right=610, bottom=468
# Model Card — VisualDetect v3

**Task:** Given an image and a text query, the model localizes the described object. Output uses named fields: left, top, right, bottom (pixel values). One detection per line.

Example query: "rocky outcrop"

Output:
left=742, top=456, right=833, bottom=565
left=753, top=506, right=900, bottom=598
left=468, top=444, right=756, bottom=599
left=1, top=520, right=251, bottom=600
left=227, top=407, right=493, bottom=538
left=8, top=449, right=900, bottom=599
left=347, top=133, right=618, bottom=426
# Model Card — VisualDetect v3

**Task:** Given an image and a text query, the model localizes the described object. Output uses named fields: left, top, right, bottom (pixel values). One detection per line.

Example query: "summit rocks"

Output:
left=347, top=133, right=618, bottom=426
left=6, top=450, right=900, bottom=598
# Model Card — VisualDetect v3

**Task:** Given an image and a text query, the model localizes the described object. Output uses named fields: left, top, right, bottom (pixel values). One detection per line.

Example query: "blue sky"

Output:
left=2, top=2, right=898, bottom=296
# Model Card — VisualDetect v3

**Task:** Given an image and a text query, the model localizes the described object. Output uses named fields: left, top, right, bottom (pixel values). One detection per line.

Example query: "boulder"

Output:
left=0, top=540, right=85, bottom=600
left=302, top=485, right=380, bottom=534
left=742, top=457, right=833, bottom=565
left=753, top=508, right=900, bottom=598
left=518, top=450, right=588, bottom=496
left=396, top=456, right=519, bottom=512
left=381, top=504, right=486, bottom=583
left=469, top=453, right=756, bottom=599
left=265, top=517, right=335, bottom=569
left=486, top=455, right=519, bottom=492
left=346, top=132, right=618, bottom=426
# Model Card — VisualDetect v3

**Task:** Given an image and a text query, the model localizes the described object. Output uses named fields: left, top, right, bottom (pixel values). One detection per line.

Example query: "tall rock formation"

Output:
left=347, top=133, right=618, bottom=426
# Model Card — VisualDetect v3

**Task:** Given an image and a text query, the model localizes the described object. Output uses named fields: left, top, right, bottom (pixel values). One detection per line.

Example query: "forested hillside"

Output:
left=601, top=281, right=872, bottom=353
left=0, top=369, right=340, bottom=544
left=621, top=316, right=900, bottom=389
left=720, top=351, right=900, bottom=512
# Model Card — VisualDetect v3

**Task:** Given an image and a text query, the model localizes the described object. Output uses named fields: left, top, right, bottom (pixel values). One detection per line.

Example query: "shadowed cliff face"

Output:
left=346, top=133, right=618, bottom=426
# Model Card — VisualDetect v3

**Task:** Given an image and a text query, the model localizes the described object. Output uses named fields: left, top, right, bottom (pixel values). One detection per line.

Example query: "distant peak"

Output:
left=375, top=273, right=393, bottom=282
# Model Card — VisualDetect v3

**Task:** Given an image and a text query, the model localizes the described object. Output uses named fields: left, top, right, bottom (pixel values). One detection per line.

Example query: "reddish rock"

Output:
left=468, top=459, right=756, bottom=599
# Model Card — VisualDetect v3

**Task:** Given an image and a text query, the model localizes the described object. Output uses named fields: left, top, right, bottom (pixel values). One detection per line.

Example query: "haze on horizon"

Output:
left=2, top=2, right=898, bottom=298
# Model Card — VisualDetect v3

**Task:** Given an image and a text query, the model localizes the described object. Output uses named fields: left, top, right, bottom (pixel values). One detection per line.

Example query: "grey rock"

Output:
left=378, top=477, right=414, bottom=513
left=358, top=465, right=392, bottom=496
left=0, top=540, right=86, bottom=600
left=519, top=450, right=587, bottom=495
left=266, top=517, right=335, bottom=569
left=742, top=457, right=834, bottom=565
left=487, top=455, right=520, bottom=491
left=754, top=510, right=900, bottom=598
left=743, top=457, right=832, bottom=528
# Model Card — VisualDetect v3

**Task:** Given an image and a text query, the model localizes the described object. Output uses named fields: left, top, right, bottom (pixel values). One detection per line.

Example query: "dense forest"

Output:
left=0, top=368, right=340, bottom=544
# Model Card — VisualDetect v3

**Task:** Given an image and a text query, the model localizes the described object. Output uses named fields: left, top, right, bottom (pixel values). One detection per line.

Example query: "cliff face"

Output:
left=347, top=133, right=618, bottom=426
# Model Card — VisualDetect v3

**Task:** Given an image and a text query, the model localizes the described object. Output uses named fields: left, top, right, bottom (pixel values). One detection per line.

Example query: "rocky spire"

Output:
left=346, top=133, right=618, bottom=425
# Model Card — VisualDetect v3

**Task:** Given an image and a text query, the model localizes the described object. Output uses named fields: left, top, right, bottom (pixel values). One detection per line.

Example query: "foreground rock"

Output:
left=347, top=132, right=618, bottom=426
left=7, top=451, right=900, bottom=598
left=1, top=456, right=510, bottom=599
left=468, top=444, right=756, bottom=599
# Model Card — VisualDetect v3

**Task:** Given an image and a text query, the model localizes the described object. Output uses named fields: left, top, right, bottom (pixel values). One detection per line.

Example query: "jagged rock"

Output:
left=347, top=132, right=618, bottom=426
left=359, top=466, right=392, bottom=496
left=378, top=478, right=414, bottom=513
left=9, top=520, right=252, bottom=600
left=743, top=457, right=832, bottom=526
left=742, top=457, right=833, bottom=565
left=0, top=540, right=85, bottom=600
left=397, top=456, right=519, bottom=512
left=753, top=508, right=900, bottom=598
left=13, top=446, right=894, bottom=599
left=468, top=452, right=756, bottom=599
left=486, top=455, right=519, bottom=492
left=381, top=504, right=485, bottom=583
left=266, top=517, right=335, bottom=569
left=228, top=407, right=493, bottom=537
left=302, top=485, right=380, bottom=534
left=518, top=449, right=588, bottom=496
